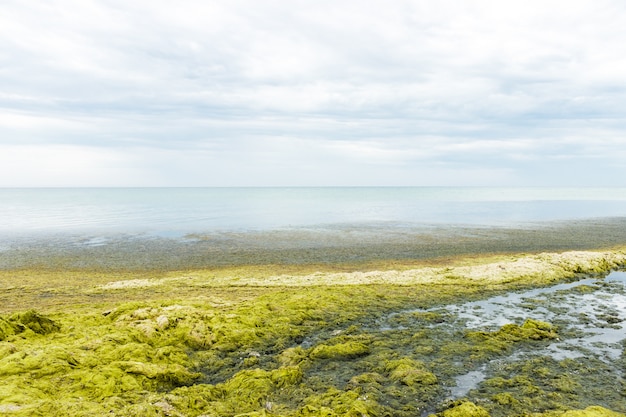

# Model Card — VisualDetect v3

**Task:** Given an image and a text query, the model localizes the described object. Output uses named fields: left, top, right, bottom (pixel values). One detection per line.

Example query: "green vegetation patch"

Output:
left=310, top=341, right=370, bottom=361
left=531, top=406, right=626, bottom=416
left=466, top=319, right=557, bottom=359
left=0, top=250, right=625, bottom=416
left=0, top=310, right=60, bottom=341
left=385, top=357, right=437, bottom=386
left=432, top=400, right=491, bottom=417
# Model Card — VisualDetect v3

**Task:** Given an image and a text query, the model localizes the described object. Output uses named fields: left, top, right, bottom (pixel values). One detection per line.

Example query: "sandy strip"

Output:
left=98, top=250, right=626, bottom=290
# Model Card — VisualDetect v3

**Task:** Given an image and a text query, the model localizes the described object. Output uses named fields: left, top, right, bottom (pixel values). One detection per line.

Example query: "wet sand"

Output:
left=2, top=218, right=626, bottom=271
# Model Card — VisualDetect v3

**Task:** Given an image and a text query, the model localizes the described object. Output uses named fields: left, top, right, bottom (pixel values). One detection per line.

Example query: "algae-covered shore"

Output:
left=1, top=222, right=626, bottom=416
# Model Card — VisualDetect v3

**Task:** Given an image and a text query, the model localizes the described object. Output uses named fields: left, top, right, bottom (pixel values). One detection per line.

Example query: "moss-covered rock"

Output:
left=466, top=319, right=557, bottom=359
left=11, top=310, right=61, bottom=335
left=385, top=358, right=437, bottom=386
left=278, top=346, right=308, bottom=367
left=520, top=319, right=558, bottom=338
left=299, top=388, right=380, bottom=417
left=310, top=341, right=370, bottom=360
left=432, top=401, right=490, bottom=417
left=169, top=366, right=305, bottom=415
left=0, top=310, right=60, bottom=341
left=348, top=372, right=385, bottom=386
left=468, top=319, right=557, bottom=344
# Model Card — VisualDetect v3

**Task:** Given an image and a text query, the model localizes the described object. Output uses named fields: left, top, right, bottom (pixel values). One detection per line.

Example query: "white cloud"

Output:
left=0, top=145, right=138, bottom=187
left=1, top=0, right=626, bottom=185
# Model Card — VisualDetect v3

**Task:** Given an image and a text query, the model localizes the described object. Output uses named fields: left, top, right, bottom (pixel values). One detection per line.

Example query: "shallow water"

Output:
left=454, top=271, right=626, bottom=398
left=2, top=187, right=626, bottom=271
left=375, top=271, right=626, bottom=402
left=450, top=367, right=487, bottom=399
left=2, top=187, right=626, bottom=238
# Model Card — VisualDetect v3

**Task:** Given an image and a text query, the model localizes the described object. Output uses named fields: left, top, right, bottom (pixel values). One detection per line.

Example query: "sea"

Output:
left=1, top=187, right=626, bottom=238
left=2, top=187, right=626, bottom=269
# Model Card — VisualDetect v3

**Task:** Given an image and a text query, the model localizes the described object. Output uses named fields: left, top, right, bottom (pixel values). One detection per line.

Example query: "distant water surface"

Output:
left=2, top=187, right=626, bottom=270
left=1, top=187, right=626, bottom=238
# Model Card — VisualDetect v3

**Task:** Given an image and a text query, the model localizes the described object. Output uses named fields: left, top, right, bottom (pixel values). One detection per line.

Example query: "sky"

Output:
left=1, top=0, right=626, bottom=187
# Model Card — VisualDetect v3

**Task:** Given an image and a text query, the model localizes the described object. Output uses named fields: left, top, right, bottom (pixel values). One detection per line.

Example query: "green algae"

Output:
left=298, top=388, right=380, bottom=417
left=0, top=318, right=14, bottom=341
left=470, top=354, right=626, bottom=417
left=0, top=251, right=625, bottom=416
left=466, top=319, right=557, bottom=359
left=531, top=406, right=626, bottom=416
left=0, top=285, right=444, bottom=416
left=385, top=358, right=437, bottom=386
left=310, top=342, right=370, bottom=361
left=0, top=285, right=413, bottom=416
left=199, top=366, right=304, bottom=414
left=431, top=401, right=490, bottom=417
left=431, top=402, right=626, bottom=417
left=0, top=310, right=60, bottom=341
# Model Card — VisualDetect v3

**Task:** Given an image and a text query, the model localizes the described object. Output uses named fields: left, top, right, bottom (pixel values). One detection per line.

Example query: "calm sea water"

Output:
left=1, top=187, right=626, bottom=238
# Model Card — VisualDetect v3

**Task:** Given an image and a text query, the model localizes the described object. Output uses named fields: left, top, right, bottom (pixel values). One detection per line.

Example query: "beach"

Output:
left=1, top=218, right=626, bottom=416
left=1, top=189, right=626, bottom=416
left=5, top=0, right=626, bottom=412
left=3, top=217, right=626, bottom=272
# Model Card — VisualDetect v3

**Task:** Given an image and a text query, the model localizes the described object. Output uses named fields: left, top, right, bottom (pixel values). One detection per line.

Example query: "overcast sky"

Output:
left=1, top=0, right=626, bottom=187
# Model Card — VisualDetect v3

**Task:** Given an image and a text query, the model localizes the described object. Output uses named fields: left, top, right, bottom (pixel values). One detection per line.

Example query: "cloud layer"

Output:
left=1, top=0, right=626, bottom=186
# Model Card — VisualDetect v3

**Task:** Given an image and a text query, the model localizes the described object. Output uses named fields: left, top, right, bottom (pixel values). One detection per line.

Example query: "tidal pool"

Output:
left=450, top=272, right=626, bottom=361
left=376, top=270, right=626, bottom=413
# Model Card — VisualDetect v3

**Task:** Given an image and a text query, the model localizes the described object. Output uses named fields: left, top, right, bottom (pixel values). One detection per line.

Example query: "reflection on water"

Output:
left=450, top=367, right=487, bottom=399
left=454, top=271, right=626, bottom=397
left=2, top=187, right=626, bottom=237
left=377, top=271, right=626, bottom=400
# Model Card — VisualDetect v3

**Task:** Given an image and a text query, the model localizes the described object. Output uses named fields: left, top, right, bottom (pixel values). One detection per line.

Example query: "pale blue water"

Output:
left=1, top=187, right=626, bottom=238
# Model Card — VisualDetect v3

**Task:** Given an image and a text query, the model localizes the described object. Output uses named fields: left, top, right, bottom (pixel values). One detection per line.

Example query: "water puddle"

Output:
left=376, top=271, right=626, bottom=400
left=449, top=366, right=487, bottom=399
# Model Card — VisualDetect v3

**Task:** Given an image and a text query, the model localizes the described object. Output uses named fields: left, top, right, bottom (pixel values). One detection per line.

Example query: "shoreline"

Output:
left=2, top=246, right=625, bottom=314
left=2, top=217, right=626, bottom=272
left=1, top=248, right=625, bottom=416
left=2, top=216, right=626, bottom=416
left=1, top=229, right=626, bottom=415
